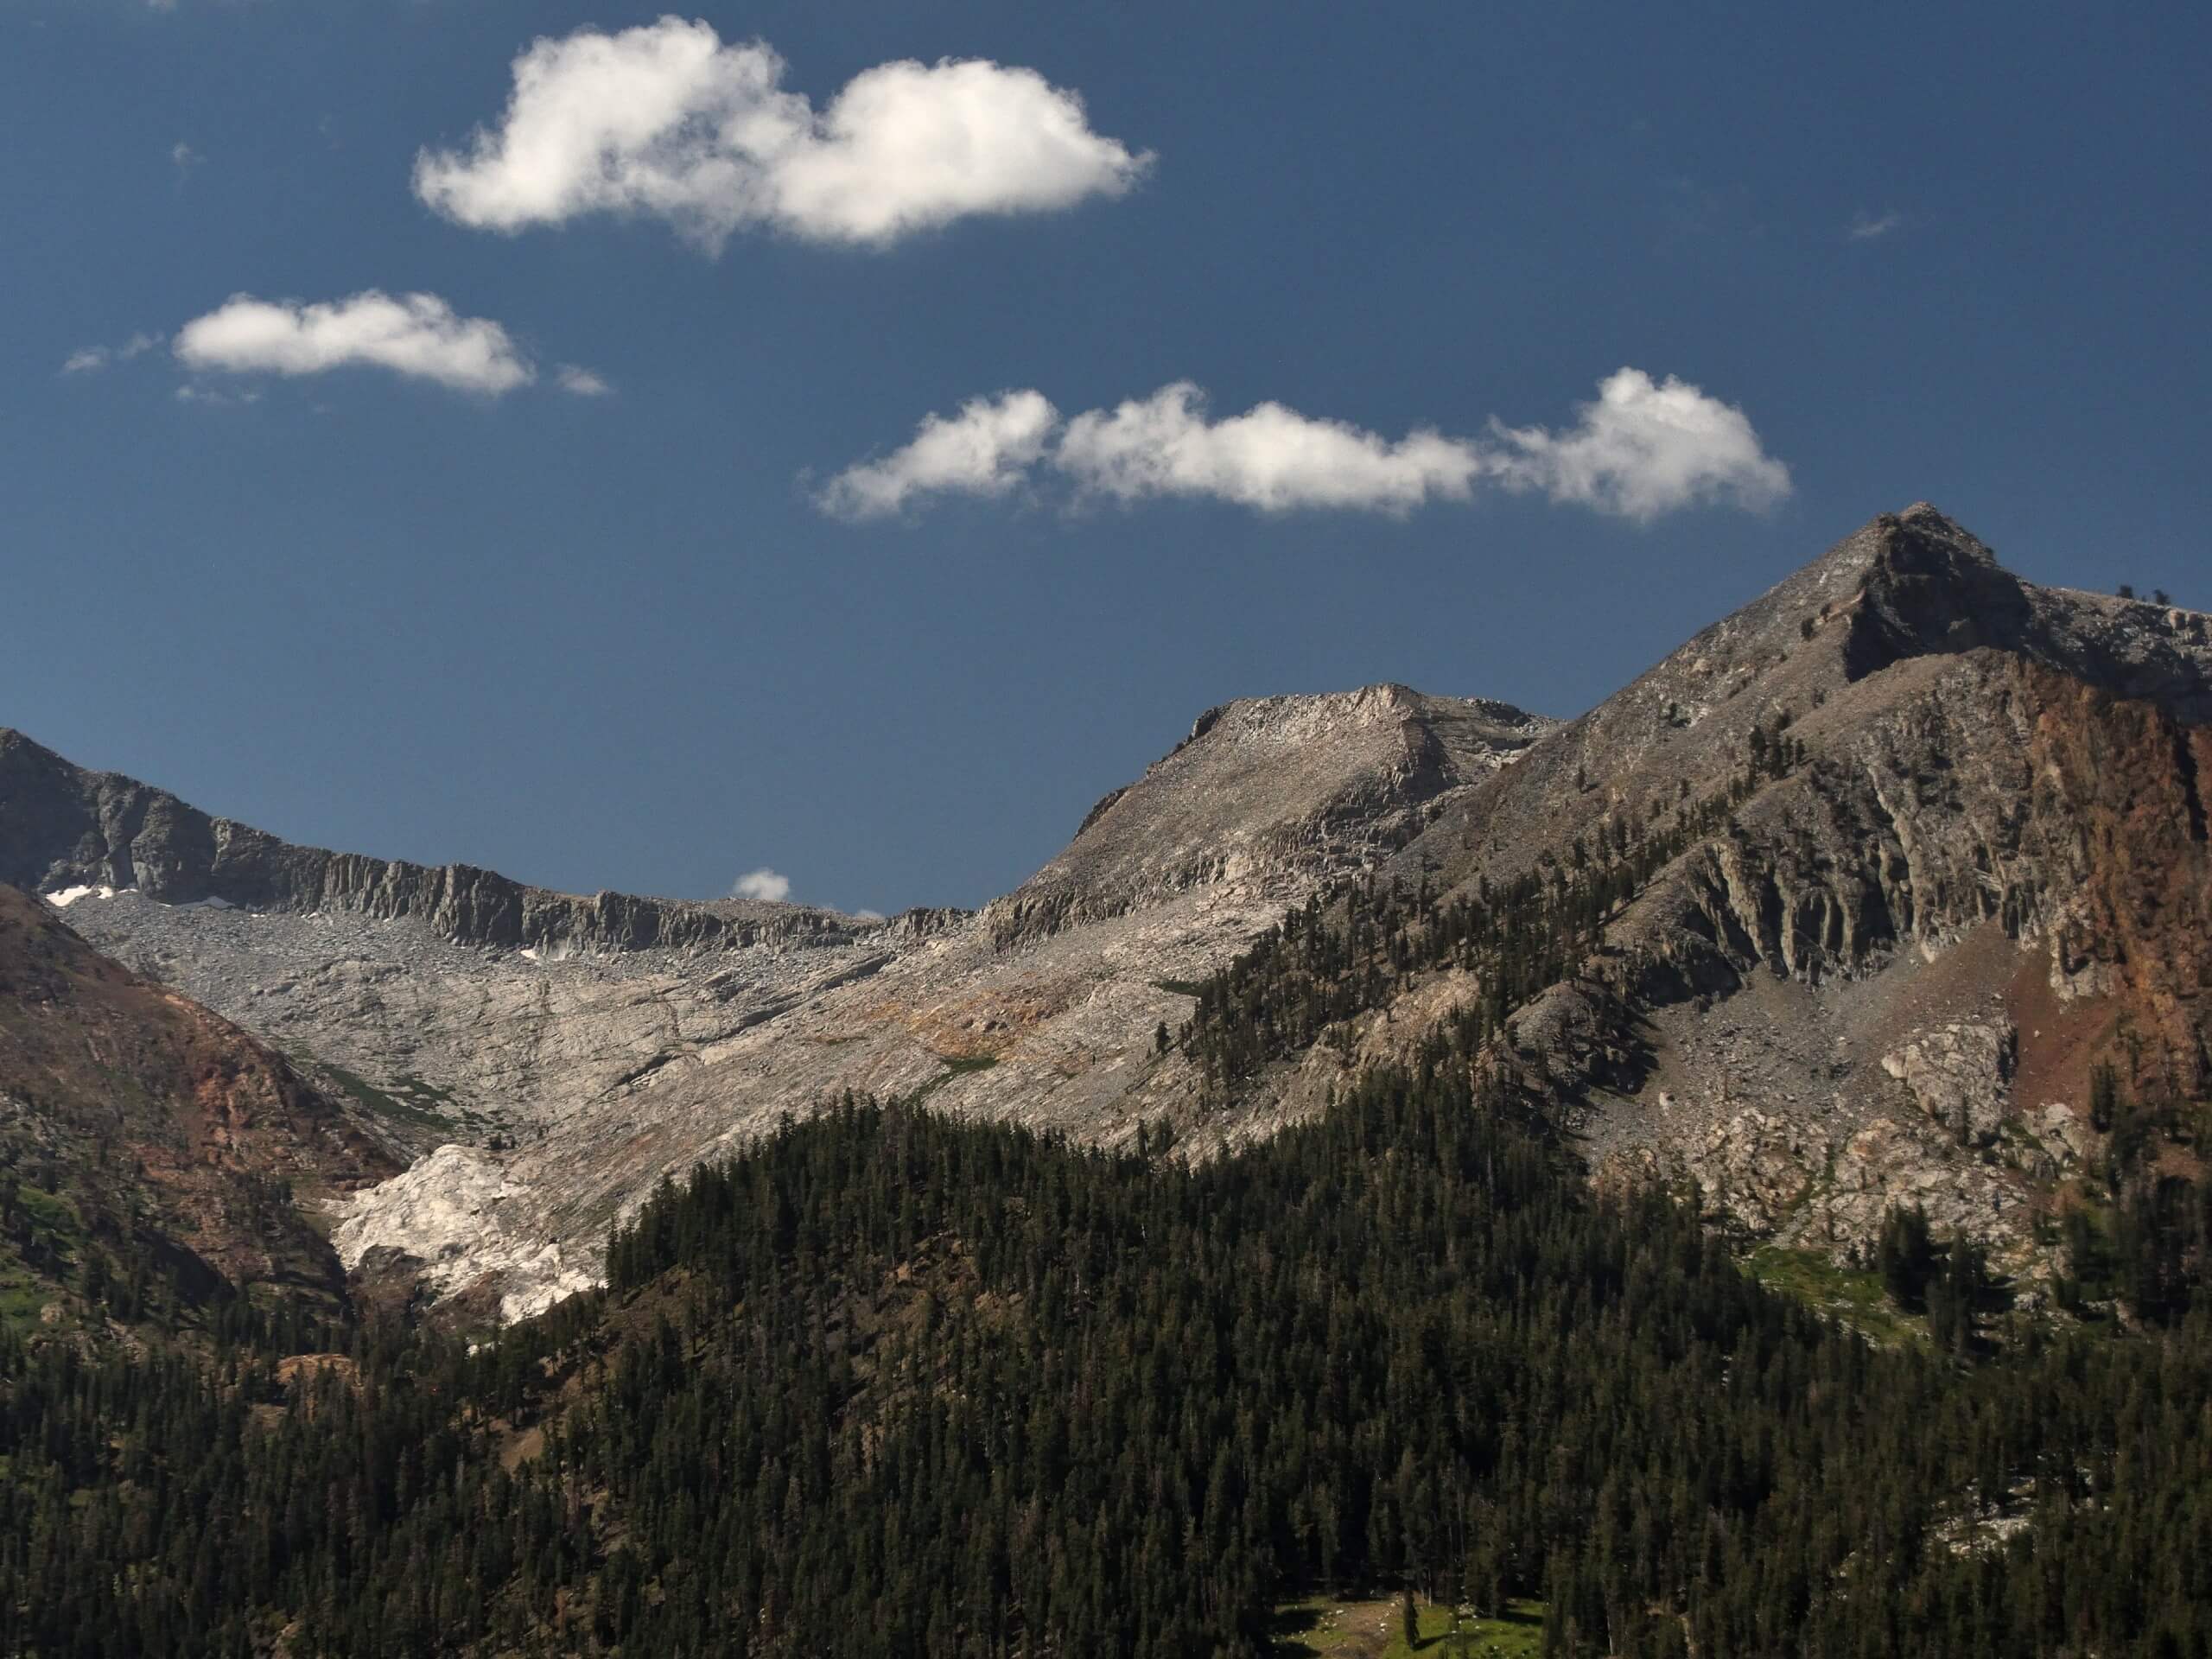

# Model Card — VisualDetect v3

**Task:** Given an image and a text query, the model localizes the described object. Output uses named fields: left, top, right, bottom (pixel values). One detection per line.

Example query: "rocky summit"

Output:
left=3, top=503, right=2207, bottom=1321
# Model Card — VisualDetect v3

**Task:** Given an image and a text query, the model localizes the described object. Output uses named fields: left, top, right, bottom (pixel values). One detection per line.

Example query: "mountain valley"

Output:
left=9, top=504, right=2212, bottom=1656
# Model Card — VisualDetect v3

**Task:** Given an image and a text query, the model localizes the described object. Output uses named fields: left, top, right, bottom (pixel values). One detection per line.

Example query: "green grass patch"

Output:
left=1748, top=1245, right=1923, bottom=1347
left=0, top=1278, right=56, bottom=1333
left=394, top=1073, right=457, bottom=1107
left=906, top=1053, right=1003, bottom=1109
left=1274, top=1595, right=1544, bottom=1657
left=320, top=1062, right=456, bottom=1133
left=12, top=1182, right=79, bottom=1237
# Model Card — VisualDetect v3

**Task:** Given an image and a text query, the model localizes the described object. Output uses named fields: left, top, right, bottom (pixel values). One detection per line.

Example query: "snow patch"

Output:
left=41, top=886, right=239, bottom=913
left=43, top=885, right=122, bottom=908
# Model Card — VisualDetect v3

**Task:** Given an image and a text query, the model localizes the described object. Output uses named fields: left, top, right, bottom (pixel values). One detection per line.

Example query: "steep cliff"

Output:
left=0, top=728, right=883, bottom=955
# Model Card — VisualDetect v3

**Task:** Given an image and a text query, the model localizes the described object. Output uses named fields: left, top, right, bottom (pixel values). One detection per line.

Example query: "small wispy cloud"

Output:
left=171, top=141, right=202, bottom=180
left=732, top=868, right=793, bottom=903
left=1847, top=209, right=1904, bottom=242
left=77, top=296, right=600, bottom=404
left=171, top=290, right=538, bottom=394
left=821, top=369, right=1791, bottom=524
left=61, top=332, right=163, bottom=375
left=175, top=384, right=261, bottom=407
left=555, top=364, right=613, bottom=397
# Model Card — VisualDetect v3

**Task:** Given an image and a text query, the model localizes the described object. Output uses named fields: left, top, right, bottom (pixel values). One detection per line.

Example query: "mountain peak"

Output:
left=989, top=685, right=1554, bottom=944
left=1841, top=502, right=2028, bottom=676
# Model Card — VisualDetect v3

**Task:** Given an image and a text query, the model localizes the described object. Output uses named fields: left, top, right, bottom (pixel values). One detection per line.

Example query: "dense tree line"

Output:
left=7, top=1057, right=2212, bottom=1656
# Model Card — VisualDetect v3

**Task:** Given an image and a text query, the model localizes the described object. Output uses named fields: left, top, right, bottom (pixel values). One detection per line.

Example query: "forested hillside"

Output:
left=8, top=1058, right=2212, bottom=1656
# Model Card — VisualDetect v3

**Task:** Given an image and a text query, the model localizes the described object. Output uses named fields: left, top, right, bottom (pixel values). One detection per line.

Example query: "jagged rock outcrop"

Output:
left=0, top=728, right=888, bottom=955
left=327, top=1144, right=594, bottom=1323
left=1883, top=1020, right=2018, bottom=1143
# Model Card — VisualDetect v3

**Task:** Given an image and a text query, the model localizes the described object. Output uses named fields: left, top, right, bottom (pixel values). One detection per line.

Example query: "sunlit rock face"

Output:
left=10, top=503, right=2209, bottom=1315
left=6, top=684, right=1552, bottom=1316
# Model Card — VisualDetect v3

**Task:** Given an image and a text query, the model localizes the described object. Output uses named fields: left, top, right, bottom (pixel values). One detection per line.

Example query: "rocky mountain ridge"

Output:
left=6, top=683, right=1551, bottom=1317
left=5, top=502, right=2204, bottom=1319
left=1269, top=505, right=2212, bottom=1287
left=0, top=727, right=894, bottom=957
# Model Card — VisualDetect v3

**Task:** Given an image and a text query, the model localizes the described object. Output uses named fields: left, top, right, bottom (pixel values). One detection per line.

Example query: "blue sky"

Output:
left=3, top=2, right=2206, bottom=914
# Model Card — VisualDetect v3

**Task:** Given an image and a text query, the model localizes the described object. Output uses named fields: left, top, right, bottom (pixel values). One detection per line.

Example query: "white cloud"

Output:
left=1484, top=368, right=1792, bottom=521
left=822, top=369, right=1789, bottom=524
left=172, top=141, right=202, bottom=177
left=175, top=383, right=261, bottom=407
left=1847, top=209, right=1904, bottom=241
left=1056, top=384, right=1483, bottom=513
left=61, top=332, right=163, bottom=375
left=854, top=908, right=887, bottom=922
left=412, top=20, right=1150, bottom=251
left=818, top=390, right=1058, bottom=518
left=732, top=868, right=792, bottom=903
left=556, top=364, right=613, bottom=397
left=172, top=290, right=537, bottom=394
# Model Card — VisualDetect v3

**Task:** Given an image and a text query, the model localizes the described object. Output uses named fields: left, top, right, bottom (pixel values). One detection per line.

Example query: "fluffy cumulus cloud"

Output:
left=732, top=868, right=792, bottom=903
left=412, top=20, right=1151, bottom=251
left=820, top=369, right=1789, bottom=523
left=1056, top=384, right=1483, bottom=513
left=1484, top=368, right=1792, bottom=521
left=172, top=290, right=556, bottom=395
left=817, top=390, right=1059, bottom=518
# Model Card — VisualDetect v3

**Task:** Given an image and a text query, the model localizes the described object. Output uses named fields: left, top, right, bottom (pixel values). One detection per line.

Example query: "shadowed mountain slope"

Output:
left=0, top=885, right=392, bottom=1332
